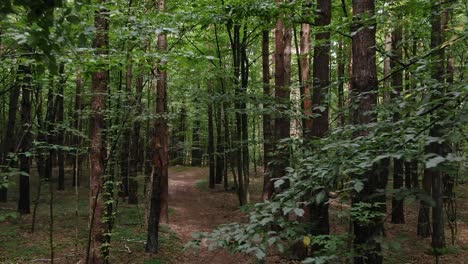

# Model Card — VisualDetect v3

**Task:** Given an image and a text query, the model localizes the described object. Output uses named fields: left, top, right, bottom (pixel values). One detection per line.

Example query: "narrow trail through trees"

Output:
left=167, top=167, right=251, bottom=264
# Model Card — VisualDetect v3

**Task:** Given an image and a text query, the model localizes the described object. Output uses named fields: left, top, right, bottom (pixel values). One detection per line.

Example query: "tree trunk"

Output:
left=273, top=0, right=292, bottom=192
left=87, top=2, right=109, bottom=262
left=128, top=69, right=143, bottom=205
left=300, top=22, right=312, bottom=136
left=146, top=0, right=169, bottom=249
left=351, top=1, right=383, bottom=263
left=309, top=0, right=331, bottom=237
left=429, top=0, right=446, bottom=252
left=391, top=26, right=405, bottom=224
left=18, top=64, right=32, bottom=214
left=0, top=71, right=20, bottom=202
left=56, top=63, right=65, bottom=191
left=72, top=70, right=83, bottom=187
left=261, top=30, right=274, bottom=201
left=215, top=100, right=224, bottom=185
left=207, top=81, right=216, bottom=189
left=191, top=119, right=202, bottom=166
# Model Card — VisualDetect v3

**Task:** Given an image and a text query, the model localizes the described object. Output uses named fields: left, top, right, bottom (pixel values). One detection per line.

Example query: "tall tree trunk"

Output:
left=215, top=100, right=224, bottom=185
left=45, top=82, right=56, bottom=182
left=56, top=63, right=65, bottom=191
left=128, top=69, right=143, bottom=204
left=146, top=0, right=169, bottom=250
left=207, top=81, right=216, bottom=189
left=351, top=1, right=383, bottom=263
left=309, top=0, right=331, bottom=237
left=72, top=70, right=83, bottom=187
left=18, top=64, right=32, bottom=214
left=87, top=2, right=109, bottom=262
left=273, top=0, right=292, bottom=192
left=261, top=30, right=274, bottom=201
left=120, top=64, right=132, bottom=199
left=0, top=71, right=20, bottom=202
left=337, top=40, right=346, bottom=127
left=191, top=119, right=202, bottom=166
left=429, top=0, right=446, bottom=253
left=300, top=22, right=312, bottom=136
left=391, top=25, right=405, bottom=224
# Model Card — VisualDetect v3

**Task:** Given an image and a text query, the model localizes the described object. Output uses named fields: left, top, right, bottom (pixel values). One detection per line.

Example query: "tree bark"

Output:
left=391, top=26, right=405, bottom=224
left=56, top=63, right=65, bottom=191
left=18, top=64, right=32, bottom=214
left=309, top=0, right=331, bottom=237
left=429, top=0, right=446, bottom=252
left=273, top=0, right=292, bottom=192
left=72, top=70, right=83, bottom=187
left=261, top=30, right=273, bottom=201
left=87, top=2, right=109, bottom=262
left=191, top=119, right=202, bottom=166
left=128, top=70, right=143, bottom=204
left=207, top=81, right=216, bottom=189
left=147, top=2, right=169, bottom=251
left=0, top=71, right=20, bottom=202
left=350, top=1, right=383, bottom=263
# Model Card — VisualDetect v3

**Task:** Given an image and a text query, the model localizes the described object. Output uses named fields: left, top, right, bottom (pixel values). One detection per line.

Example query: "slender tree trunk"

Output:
left=18, top=64, right=32, bottom=214
left=261, top=30, right=274, bottom=201
left=309, top=0, right=331, bottom=237
left=128, top=70, right=143, bottom=204
left=337, top=41, right=346, bottom=126
left=0, top=72, right=20, bottom=202
left=429, top=0, right=446, bottom=252
left=351, top=1, right=384, bottom=263
left=56, top=63, right=65, bottom=191
left=391, top=26, right=405, bottom=224
left=87, top=2, right=109, bottom=262
left=215, top=100, right=224, bottom=185
left=300, top=22, right=312, bottom=136
left=146, top=0, right=169, bottom=250
left=72, top=70, right=83, bottom=187
left=191, top=119, right=202, bottom=166
left=207, top=81, right=216, bottom=189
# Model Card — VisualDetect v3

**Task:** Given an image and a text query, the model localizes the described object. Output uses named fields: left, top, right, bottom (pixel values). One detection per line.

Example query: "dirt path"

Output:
left=167, top=167, right=252, bottom=264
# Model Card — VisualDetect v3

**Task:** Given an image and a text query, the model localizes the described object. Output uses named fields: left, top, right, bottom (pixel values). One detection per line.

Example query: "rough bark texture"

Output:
left=391, top=26, right=405, bottom=224
left=147, top=3, right=170, bottom=248
left=72, top=70, right=83, bottom=187
left=0, top=71, right=20, bottom=202
left=18, top=64, right=32, bottom=214
left=261, top=30, right=274, bottom=201
left=191, top=119, right=203, bottom=166
left=128, top=70, right=143, bottom=204
left=429, top=0, right=446, bottom=252
left=88, top=2, right=109, bottom=262
left=300, top=22, right=312, bottom=136
left=273, top=0, right=292, bottom=192
left=56, top=63, right=65, bottom=191
left=309, top=0, right=331, bottom=237
left=351, top=1, right=384, bottom=263
left=207, top=81, right=215, bottom=189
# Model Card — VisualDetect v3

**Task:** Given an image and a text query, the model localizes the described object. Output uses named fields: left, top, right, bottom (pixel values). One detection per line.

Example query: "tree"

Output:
left=146, top=0, right=169, bottom=253
left=0, top=69, right=20, bottom=203
left=350, top=0, right=384, bottom=263
left=262, top=29, right=273, bottom=201
left=309, top=0, right=331, bottom=237
left=87, top=1, right=110, bottom=262
left=390, top=9, right=405, bottom=224
left=272, top=0, right=292, bottom=193
left=18, top=63, right=32, bottom=214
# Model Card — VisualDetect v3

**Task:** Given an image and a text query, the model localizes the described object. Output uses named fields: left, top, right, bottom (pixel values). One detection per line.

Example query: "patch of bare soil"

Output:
left=167, top=167, right=253, bottom=264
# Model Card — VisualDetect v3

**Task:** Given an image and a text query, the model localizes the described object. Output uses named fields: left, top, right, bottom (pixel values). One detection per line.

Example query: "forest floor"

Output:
left=0, top=166, right=467, bottom=264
